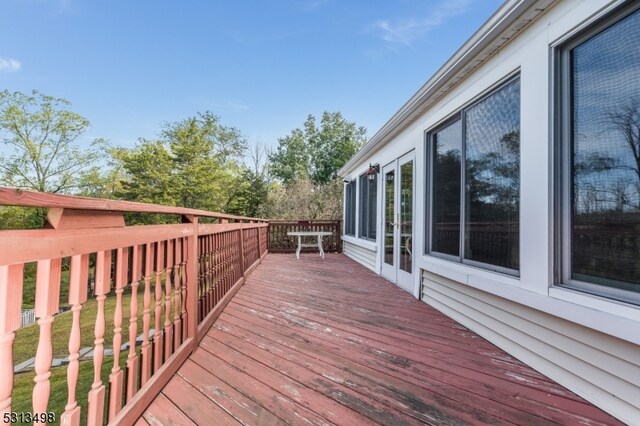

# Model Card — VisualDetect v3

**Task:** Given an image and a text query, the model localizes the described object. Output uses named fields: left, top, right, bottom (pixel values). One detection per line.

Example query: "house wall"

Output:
left=342, top=239, right=377, bottom=272
left=341, top=0, right=640, bottom=423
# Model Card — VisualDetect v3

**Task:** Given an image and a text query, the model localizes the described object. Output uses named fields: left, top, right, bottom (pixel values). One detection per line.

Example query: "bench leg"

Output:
left=296, top=236, right=301, bottom=260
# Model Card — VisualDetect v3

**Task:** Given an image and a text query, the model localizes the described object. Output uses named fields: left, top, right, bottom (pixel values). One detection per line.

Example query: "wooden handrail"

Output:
left=0, top=187, right=267, bottom=223
left=0, top=189, right=270, bottom=425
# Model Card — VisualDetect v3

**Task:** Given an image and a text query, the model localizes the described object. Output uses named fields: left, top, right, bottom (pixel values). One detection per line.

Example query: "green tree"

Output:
left=0, top=90, right=106, bottom=193
left=263, top=177, right=343, bottom=220
left=76, top=147, right=128, bottom=199
left=117, top=140, right=175, bottom=206
left=117, top=112, right=248, bottom=216
left=270, top=112, right=366, bottom=185
left=226, top=144, right=272, bottom=217
left=165, top=112, right=246, bottom=210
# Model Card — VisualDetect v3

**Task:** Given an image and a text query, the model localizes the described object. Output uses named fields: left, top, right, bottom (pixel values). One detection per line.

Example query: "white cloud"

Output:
left=0, top=57, right=21, bottom=73
left=374, top=0, right=472, bottom=46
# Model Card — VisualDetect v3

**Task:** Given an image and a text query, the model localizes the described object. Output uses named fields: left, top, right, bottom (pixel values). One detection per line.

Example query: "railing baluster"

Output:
left=173, top=239, right=182, bottom=346
left=196, top=236, right=202, bottom=323
left=141, top=243, right=153, bottom=385
left=0, top=264, right=24, bottom=416
left=153, top=241, right=164, bottom=372
left=213, top=235, right=218, bottom=305
left=164, top=240, right=174, bottom=358
left=108, top=247, right=128, bottom=420
left=205, top=235, right=211, bottom=316
left=32, top=258, right=62, bottom=414
left=184, top=216, right=198, bottom=340
left=180, top=237, right=188, bottom=341
left=127, top=245, right=142, bottom=401
left=87, top=250, right=111, bottom=426
left=61, top=255, right=89, bottom=426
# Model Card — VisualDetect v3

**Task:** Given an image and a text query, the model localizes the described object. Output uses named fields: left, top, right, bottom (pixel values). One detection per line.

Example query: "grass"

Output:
left=15, top=289, right=153, bottom=365
left=20, top=263, right=71, bottom=310
left=13, top=355, right=129, bottom=426
left=12, top=276, right=182, bottom=425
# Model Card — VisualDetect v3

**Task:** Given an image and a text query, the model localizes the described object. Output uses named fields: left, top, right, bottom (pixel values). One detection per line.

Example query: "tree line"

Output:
left=0, top=90, right=366, bottom=227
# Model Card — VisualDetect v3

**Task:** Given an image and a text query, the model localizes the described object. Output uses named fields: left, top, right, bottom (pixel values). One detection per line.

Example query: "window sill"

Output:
left=342, top=235, right=378, bottom=252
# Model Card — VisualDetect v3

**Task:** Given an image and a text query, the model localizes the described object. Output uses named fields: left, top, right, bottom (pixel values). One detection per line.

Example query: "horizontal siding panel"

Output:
left=344, top=242, right=376, bottom=271
left=422, top=271, right=640, bottom=424
left=423, top=272, right=640, bottom=383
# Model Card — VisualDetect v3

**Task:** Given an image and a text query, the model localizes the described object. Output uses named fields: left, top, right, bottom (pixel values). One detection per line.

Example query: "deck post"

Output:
left=239, top=221, right=246, bottom=275
left=182, top=215, right=199, bottom=342
left=256, top=221, right=261, bottom=260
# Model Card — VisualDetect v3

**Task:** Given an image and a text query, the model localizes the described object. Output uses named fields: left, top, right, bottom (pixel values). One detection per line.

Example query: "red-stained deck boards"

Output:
left=141, top=254, right=623, bottom=426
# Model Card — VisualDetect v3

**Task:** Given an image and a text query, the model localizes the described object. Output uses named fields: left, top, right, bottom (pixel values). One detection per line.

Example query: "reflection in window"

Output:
left=427, top=77, right=520, bottom=274
left=566, top=7, right=640, bottom=295
left=359, top=174, right=377, bottom=240
left=400, top=161, right=414, bottom=273
left=432, top=119, right=462, bottom=257
left=465, top=79, right=520, bottom=270
left=345, top=181, right=356, bottom=236
left=384, top=171, right=394, bottom=265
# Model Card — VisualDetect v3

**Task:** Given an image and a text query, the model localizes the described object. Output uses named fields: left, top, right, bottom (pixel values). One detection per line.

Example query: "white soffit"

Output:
left=339, top=0, right=557, bottom=176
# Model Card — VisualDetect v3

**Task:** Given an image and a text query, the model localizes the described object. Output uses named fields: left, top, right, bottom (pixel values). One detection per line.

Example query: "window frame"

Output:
left=344, top=180, right=356, bottom=237
left=426, top=113, right=463, bottom=263
left=554, top=2, right=640, bottom=305
left=358, top=172, right=377, bottom=241
left=425, top=73, right=521, bottom=277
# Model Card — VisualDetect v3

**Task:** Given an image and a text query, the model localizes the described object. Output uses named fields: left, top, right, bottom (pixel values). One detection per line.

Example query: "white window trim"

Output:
left=553, top=1, right=640, bottom=306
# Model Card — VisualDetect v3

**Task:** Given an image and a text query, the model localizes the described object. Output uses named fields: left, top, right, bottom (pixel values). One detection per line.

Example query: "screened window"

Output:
left=431, top=118, right=462, bottom=257
left=428, top=77, right=520, bottom=274
left=359, top=174, right=377, bottom=240
left=558, top=4, right=640, bottom=302
left=345, top=180, right=356, bottom=236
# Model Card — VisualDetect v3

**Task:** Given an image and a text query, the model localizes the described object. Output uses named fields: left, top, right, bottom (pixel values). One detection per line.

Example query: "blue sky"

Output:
left=0, top=0, right=503, bottom=151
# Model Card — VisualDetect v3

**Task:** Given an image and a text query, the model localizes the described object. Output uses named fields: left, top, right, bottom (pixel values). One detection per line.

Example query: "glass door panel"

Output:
left=399, top=161, right=413, bottom=273
left=384, top=170, right=395, bottom=266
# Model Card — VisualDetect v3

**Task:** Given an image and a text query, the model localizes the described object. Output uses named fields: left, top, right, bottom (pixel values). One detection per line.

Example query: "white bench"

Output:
left=287, top=231, right=333, bottom=259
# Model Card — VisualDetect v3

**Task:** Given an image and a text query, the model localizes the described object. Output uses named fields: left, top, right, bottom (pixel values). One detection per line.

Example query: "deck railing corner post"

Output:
left=182, top=214, right=199, bottom=343
left=240, top=221, right=246, bottom=276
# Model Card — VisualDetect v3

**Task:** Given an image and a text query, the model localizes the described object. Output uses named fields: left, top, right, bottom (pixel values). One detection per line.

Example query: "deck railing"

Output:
left=0, top=187, right=268, bottom=425
left=268, top=220, right=342, bottom=253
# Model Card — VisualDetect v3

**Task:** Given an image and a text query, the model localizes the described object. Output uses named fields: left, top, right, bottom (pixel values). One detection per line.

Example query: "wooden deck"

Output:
left=138, top=254, right=623, bottom=425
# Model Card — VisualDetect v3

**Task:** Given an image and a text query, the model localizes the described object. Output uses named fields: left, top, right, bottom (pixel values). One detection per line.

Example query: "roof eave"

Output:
left=339, top=0, right=556, bottom=177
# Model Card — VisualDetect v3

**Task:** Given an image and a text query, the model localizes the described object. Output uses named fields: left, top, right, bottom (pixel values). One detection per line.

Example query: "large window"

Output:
left=344, top=180, right=356, bottom=236
left=359, top=173, right=377, bottom=240
left=558, top=4, right=640, bottom=302
left=428, top=76, right=520, bottom=274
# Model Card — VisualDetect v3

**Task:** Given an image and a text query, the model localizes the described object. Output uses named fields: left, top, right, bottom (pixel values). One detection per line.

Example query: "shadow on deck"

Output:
left=137, top=254, right=621, bottom=425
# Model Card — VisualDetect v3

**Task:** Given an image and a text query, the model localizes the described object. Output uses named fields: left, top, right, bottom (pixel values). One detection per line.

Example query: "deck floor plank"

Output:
left=206, top=324, right=428, bottom=426
left=161, top=374, right=242, bottom=426
left=235, top=285, right=575, bottom=397
left=141, top=254, right=624, bottom=425
left=178, top=359, right=286, bottom=426
left=222, top=295, right=575, bottom=424
left=190, top=347, right=338, bottom=426
left=142, top=392, right=198, bottom=426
